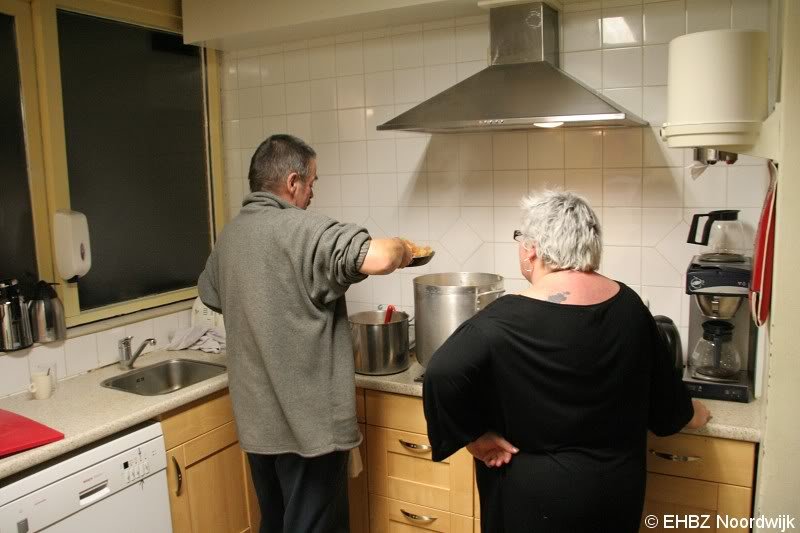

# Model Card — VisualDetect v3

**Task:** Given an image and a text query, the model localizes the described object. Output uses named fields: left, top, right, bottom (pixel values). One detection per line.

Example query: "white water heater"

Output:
left=661, top=30, right=776, bottom=158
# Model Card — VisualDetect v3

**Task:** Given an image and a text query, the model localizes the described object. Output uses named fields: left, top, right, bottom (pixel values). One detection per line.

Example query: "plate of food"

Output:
left=406, top=241, right=434, bottom=267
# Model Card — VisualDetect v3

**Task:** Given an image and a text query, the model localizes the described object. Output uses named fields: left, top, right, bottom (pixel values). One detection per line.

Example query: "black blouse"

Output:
left=422, top=283, right=693, bottom=532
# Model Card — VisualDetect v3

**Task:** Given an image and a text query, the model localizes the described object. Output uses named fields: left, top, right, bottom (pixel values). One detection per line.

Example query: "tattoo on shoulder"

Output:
left=547, top=291, right=570, bottom=303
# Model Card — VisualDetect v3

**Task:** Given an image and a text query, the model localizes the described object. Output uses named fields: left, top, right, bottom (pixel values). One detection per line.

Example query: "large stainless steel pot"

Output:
left=413, top=273, right=504, bottom=367
left=350, top=311, right=411, bottom=375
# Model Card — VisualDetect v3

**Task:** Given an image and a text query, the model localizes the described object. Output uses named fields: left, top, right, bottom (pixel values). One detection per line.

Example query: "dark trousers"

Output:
left=247, top=451, right=350, bottom=533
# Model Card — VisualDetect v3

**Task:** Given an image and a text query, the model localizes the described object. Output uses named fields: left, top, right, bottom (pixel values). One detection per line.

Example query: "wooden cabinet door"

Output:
left=182, top=421, right=251, bottom=533
left=166, top=446, right=192, bottom=532
left=348, top=423, right=369, bottom=533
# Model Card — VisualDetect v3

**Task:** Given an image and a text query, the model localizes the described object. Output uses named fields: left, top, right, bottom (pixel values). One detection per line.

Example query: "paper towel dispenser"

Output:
left=53, top=210, right=92, bottom=282
left=660, top=29, right=780, bottom=163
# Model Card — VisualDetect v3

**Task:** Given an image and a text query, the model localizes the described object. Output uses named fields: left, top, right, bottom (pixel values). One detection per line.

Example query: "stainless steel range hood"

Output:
left=378, top=2, right=647, bottom=133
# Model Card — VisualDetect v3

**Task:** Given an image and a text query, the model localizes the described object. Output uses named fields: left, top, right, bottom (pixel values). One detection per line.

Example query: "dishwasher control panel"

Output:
left=121, top=454, right=153, bottom=484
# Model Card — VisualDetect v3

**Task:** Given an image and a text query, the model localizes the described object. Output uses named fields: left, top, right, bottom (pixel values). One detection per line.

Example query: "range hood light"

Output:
left=533, top=121, right=564, bottom=128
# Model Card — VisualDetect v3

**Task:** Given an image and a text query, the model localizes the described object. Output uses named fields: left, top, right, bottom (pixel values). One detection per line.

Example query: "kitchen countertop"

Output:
left=0, top=349, right=228, bottom=481
left=1, top=350, right=763, bottom=482
left=355, top=360, right=764, bottom=443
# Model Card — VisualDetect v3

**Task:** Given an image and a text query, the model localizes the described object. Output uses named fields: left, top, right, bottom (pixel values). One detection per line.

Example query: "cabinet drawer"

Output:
left=367, top=425, right=473, bottom=516
left=366, top=390, right=427, bottom=434
left=647, top=433, right=756, bottom=487
left=369, top=494, right=473, bottom=533
left=160, top=390, right=235, bottom=450
left=640, top=473, right=752, bottom=532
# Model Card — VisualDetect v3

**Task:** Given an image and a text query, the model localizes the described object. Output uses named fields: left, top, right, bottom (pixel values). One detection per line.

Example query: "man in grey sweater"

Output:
left=198, top=134, right=411, bottom=533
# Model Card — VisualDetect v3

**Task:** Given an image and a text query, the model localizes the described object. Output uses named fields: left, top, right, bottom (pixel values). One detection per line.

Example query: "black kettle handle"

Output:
left=688, top=213, right=713, bottom=245
left=654, top=316, right=683, bottom=370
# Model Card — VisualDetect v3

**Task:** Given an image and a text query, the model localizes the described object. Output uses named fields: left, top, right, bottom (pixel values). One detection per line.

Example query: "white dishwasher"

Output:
left=0, top=421, right=172, bottom=533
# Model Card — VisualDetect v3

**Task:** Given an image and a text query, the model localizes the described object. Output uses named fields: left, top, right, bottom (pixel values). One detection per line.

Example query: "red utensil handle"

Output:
left=384, top=304, right=396, bottom=324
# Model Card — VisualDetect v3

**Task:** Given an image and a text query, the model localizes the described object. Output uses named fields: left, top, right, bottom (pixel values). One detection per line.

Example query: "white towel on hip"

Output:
left=166, top=326, right=226, bottom=353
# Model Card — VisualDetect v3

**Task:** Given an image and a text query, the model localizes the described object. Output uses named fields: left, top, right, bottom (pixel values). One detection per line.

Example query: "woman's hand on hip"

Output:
left=466, top=432, right=519, bottom=468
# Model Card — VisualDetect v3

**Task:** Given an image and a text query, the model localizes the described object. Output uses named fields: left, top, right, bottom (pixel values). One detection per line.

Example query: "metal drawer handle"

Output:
left=400, top=509, right=438, bottom=524
left=399, top=439, right=432, bottom=453
left=172, top=456, right=183, bottom=495
left=649, top=449, right=702, bottom=462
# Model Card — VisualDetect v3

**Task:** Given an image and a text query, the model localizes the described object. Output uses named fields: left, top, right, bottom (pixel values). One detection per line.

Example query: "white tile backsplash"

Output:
left=260, top=53, right=286, bottom=86
left=643, top=44, right=669, bottom=86
left=686, top=0, right=732, bottom=33
left=309, top=46, right=336, bottom=80
left=0, top=310, right=191, bottom=398
left=285, top=81, right=312, bottom=114
left=0, top=351, right=30, bottom=397
left=602, top=47, right=643, bottom=88
left=643, top=0, right=686, bottom=44
left=283, top=49, right=310, bottom=82
left=365, top=72, right=394, bottom=106
left=563, top=10, right=602, bottom=52
left=262, top=84, right=287, bottom=115
left=493, top=132, right=528, bottom=170
left=424, top=27, right=456, bottom=66
left=364, top=37, right=393, bottom=73
left=392, top=32, right=424, bottom=70
left=336, top=76, right=365, bottom=109
left=338, top=108, right=366, bottom=141
left=238, top=87, right=262, bottom=118
left=424, top=64, right=457, bottom=98
left=64, top=334, right=99, bottom=377
left=237, top=56, right=261, bottom=88
left=602, top=5, right=643, bottom=48
left=565, top=130, right=603, bottom=169
left=562, top=50, right=603, bottom=89
left=217, top=2, right=771, bottom=318
left=455, top=24, right=489, bottom=62
left=310, top=78, right=337, bottom=112
left=311, top=110, right=339, bottom=143
left=393, top=68, right=425, bottom=103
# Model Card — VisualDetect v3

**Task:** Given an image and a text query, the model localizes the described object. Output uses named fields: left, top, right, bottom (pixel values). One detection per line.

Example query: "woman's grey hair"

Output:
left=248, top=134, right=316, bottom=193
left=520, top=190, right=602, bottom=272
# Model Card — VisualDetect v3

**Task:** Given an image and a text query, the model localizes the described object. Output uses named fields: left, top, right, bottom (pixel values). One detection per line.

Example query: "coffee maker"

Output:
left=684, top=210, right=757, bottom=403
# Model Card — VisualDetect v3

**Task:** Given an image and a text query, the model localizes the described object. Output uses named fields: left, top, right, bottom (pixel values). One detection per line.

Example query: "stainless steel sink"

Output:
left=100, top=359, right=226, bottom=396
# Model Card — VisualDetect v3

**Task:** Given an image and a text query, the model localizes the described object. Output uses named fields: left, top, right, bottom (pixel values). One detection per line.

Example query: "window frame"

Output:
left=29, top=0, right=225, bottom=326
left=1, top=0, right=53, bottom=287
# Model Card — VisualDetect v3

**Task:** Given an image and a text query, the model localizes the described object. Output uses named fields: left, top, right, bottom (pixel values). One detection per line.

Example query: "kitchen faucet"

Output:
left=118, top=336, right=157, bottom=370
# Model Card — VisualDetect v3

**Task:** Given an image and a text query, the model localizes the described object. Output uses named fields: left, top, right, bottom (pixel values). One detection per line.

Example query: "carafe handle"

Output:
left=688, top=213, right=714, bottom=245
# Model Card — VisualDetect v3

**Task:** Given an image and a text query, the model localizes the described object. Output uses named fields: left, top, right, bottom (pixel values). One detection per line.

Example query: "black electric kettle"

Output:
left=0, top=279, right=34, bottom=352
left=654, top=315, right=683, bottom=371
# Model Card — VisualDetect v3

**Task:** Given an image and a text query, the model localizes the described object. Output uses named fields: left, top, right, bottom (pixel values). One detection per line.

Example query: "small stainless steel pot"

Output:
left=350, top=311, right=411, bottom=375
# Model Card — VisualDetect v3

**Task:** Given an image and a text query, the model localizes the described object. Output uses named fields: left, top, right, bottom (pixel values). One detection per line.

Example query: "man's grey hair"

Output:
left=248, top=134, right=316, bottom=193
left=520, top=190, right=602, bottom=272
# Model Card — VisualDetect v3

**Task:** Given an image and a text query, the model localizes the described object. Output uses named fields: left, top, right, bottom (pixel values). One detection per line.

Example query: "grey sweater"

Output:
left=198, top=192, right=370, bottom=456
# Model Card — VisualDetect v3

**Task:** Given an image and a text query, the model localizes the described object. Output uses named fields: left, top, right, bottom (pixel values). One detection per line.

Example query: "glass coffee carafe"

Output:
left=687, top=210, right=747, bottom=262
left=690, top=320, right=742, bottom=381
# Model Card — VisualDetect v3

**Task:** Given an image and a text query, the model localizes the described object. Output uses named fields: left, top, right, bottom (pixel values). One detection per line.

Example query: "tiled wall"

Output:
left=0, top=310, right=191, bottom=398
left=219, top=0, right=771, bottom=355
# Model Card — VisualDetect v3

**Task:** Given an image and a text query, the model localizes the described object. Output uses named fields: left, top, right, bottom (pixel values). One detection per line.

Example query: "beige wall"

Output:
left=755, top=0, right=800, bottom=522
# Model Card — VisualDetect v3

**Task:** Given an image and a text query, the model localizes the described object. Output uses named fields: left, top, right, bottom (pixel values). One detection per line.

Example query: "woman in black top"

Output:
left=423, top=190, right=710, bottom=533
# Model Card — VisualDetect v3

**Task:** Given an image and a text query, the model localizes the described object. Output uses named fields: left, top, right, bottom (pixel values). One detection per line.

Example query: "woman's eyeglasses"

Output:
left=513, top=230, right=523, bottom=242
